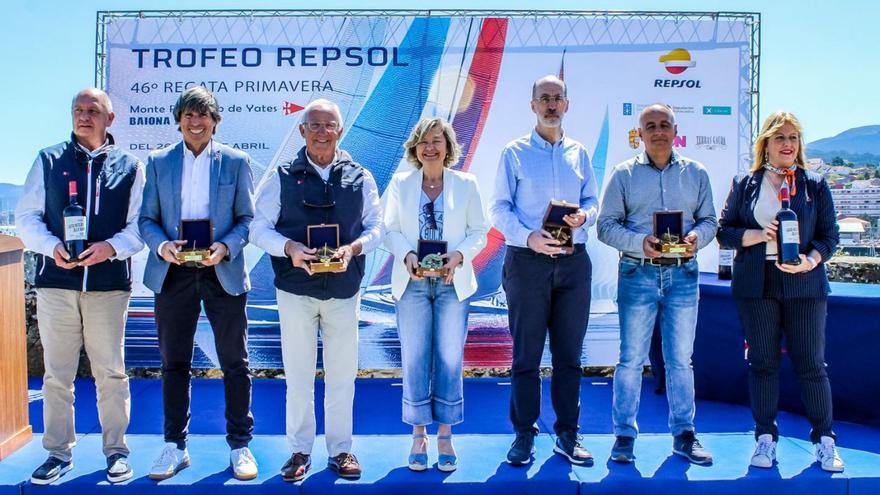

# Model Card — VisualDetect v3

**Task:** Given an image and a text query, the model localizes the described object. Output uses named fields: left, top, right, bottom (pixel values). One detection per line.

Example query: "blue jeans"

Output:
left=612, top=258, right=700, bottom=438
left=396, top=278, right=470, bottom=426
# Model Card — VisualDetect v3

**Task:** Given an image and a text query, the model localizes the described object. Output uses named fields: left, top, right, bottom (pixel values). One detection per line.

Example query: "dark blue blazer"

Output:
left=717, top=167, right=839, bottom=299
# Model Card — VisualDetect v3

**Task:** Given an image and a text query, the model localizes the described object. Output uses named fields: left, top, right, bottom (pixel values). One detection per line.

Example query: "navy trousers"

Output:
left=155, top=264, right=254, bottom=449
left=502, top=245, right=591, bottom=435
left=735, top=262, right=835, bottom=443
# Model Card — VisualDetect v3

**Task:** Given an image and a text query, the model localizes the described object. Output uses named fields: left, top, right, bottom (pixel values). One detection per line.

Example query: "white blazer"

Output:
left=383, top=167, right=488, bottom=301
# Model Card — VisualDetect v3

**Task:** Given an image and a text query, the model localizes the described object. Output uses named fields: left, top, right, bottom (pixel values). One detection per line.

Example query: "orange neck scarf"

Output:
left=763, top=164, right=798, bottom=197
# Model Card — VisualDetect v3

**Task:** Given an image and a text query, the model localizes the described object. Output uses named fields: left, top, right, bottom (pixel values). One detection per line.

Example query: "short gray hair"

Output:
left=71, top=88, right=113, bottom=114
left=173, top=86, right=222, bottom=132
left=300, top=98, right=344, bottom=129
left=403, top=117, right=462, bottom=169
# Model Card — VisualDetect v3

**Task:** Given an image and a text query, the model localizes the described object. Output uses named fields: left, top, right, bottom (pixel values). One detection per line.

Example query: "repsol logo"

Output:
left=654, top=79, right=702, bottom=89
left=131, top=47, right=408, bottom=69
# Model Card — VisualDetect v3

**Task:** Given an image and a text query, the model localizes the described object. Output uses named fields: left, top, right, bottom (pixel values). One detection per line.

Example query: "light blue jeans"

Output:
left=396, top=278, right=470, bottom=426
left=612, top=257, right=700, bottom=438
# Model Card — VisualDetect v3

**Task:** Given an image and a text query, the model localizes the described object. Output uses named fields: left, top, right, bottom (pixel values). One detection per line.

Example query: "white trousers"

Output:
left=277, top=289, right=359, bottom=457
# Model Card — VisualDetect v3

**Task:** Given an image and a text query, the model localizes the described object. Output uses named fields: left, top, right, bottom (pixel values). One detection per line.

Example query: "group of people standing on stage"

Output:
left=15, top=75, right=843, bottom=485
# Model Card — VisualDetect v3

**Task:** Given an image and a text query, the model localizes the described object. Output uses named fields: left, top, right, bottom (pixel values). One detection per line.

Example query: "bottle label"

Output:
left=64, top=216, right=87, bottom=241
left=719, top=249, right=734, bottom=266
left=780, top=220, right=800, bottom=244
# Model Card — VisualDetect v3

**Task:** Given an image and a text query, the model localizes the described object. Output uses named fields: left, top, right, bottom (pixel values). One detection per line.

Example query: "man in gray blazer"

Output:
left=138, top=86, right=257, bottom=481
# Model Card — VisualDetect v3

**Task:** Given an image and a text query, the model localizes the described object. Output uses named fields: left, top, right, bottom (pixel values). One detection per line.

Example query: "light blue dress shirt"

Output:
left=489, top=129, right=599, bottom=248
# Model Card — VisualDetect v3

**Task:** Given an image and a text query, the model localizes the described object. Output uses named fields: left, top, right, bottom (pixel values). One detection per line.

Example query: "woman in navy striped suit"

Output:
left=717, top=111, right=842, bottom=472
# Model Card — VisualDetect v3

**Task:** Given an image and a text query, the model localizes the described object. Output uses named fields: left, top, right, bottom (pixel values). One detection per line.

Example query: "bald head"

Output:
left=71, top=88, right=115, bottom=151
left=639, top=103, right=675, bottom=127
left=71, top=88, right=113, bottom=114
left=531, top=75, right=566, bottom=100
left=638, top=103, right=678, bottom=166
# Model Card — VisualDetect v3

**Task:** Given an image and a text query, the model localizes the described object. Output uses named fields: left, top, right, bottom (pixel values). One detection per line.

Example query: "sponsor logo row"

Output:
left=626, top=132, right=728, bottom=151
left=623, top=102, right=732, bottom=116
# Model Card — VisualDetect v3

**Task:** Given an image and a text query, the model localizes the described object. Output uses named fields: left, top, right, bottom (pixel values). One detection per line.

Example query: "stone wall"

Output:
left=24, top=251, right=93, bottom=377
left=825, top=256, right=880, bottom=284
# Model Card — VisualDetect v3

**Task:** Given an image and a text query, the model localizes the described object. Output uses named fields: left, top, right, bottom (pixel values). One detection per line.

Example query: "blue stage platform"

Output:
left=1, top=378, right=879, bottom=494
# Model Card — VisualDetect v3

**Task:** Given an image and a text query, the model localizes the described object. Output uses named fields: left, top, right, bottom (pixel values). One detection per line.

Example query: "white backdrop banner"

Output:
left=102, top=12, right=755, bottom=368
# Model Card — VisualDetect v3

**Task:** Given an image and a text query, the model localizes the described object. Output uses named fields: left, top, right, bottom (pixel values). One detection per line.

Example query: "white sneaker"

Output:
left=814, top=436, right=844, bottom=472
left=750, top=434, right=776, bottom=468
left=149, top=443, right=191, bottom=480
left=230, top=447, right=258, bottom=480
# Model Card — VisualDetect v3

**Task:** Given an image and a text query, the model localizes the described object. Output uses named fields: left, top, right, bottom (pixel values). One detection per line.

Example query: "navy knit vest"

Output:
left=269, top=147, right=366, bottom=300
left=35, top=133, right=140, bottom=291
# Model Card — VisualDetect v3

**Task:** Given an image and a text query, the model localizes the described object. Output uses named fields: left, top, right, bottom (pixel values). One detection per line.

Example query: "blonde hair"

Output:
left=403, top=117, right=462, bottom=169
left=751, top=111, right=807, bottom=172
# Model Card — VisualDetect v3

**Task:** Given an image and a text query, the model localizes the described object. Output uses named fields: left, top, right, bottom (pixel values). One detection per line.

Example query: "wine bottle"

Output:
left=775, top=179, right=801, bottom=265
left=63, top=180, right=87, bottom=262
left=718, top=248, right=733, bottom=280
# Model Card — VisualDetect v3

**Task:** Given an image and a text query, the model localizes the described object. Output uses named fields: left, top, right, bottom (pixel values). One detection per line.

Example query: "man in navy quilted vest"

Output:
left=250, top=99, right=383, bottom=482
left=15, top=88, right=145, bottom=485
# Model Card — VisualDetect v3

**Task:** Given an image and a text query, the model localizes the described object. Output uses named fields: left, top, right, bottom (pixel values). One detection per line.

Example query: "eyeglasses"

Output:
left=533, top=95, right=566, bottom=105
left=302, top=121, right=340, bottom=132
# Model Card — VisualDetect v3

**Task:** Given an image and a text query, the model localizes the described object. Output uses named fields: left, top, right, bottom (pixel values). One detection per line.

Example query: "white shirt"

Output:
left=755, top=173, right=782, bottom=258
left=250, top=150, right=384, bottom=257
left=180, top=140, right=213, bottom=220
left=15, top=139, right=145, bottom=260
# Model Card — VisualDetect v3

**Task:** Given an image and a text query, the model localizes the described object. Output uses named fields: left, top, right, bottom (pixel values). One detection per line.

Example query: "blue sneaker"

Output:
left=31, top=456, right=73, bottom=485
left=507, top=431, right=536, bottom=466
left=553, top=430, right=594, bottom=466
left=673, top=431, right=713, bottom=465
left=610, top=436, right=635, bottom=463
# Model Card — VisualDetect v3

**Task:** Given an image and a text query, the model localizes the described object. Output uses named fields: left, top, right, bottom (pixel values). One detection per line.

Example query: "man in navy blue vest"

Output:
left=138, top=87, right=257, bottom=481
left=16, top=88, right=145, bottom=485
left=250, top=99, right=382, bottom=481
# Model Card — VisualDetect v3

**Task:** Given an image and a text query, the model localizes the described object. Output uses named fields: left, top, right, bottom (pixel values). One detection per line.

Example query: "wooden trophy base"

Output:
left=309, top=260, right=346, bottom=273
left=416, top=267, right=449, bottom=278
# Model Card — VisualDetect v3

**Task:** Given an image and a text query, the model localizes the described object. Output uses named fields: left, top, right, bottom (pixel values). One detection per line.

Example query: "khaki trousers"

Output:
left=36, top=288, right=131, bottom=461
left=277, top=289, right=359, bottom=457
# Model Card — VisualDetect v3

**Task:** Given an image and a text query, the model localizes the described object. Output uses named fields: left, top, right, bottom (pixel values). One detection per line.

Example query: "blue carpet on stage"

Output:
left=1, top=377, right=879, bottom=494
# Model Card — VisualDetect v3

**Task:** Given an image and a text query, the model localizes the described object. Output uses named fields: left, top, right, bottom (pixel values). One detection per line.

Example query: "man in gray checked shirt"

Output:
left=597, top=103, right=717, bottom=466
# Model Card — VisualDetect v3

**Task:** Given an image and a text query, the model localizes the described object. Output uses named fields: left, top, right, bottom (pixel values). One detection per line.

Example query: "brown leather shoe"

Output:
left=280, top=453, right=311, bottom=482
left=327, top=452, right=361, bottom=479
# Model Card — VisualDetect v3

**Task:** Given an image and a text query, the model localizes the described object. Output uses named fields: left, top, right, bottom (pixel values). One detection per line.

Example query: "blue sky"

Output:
left=1, top=0, right=877, bottom=184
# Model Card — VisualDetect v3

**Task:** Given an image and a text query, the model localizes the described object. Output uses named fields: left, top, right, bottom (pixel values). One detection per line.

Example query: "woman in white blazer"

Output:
left=383, top=117, right=488, bottom=472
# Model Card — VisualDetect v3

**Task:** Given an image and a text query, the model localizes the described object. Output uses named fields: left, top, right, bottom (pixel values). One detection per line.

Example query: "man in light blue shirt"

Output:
left=489, top=75, right=599, bottom=467
left=598, top=103, right=717, bottom=466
